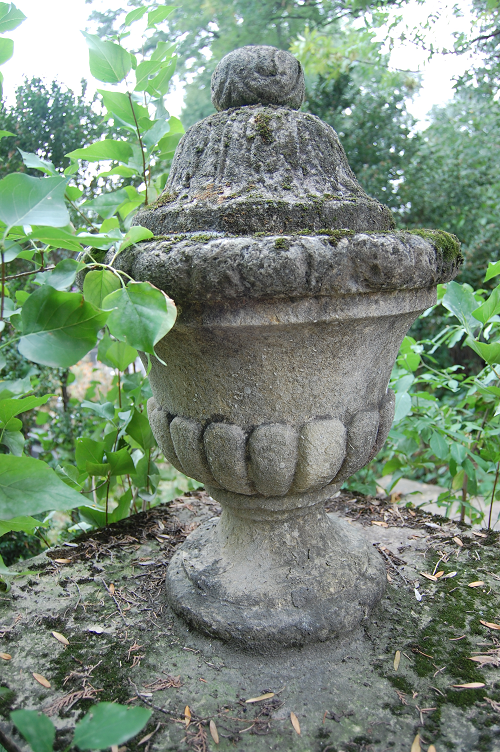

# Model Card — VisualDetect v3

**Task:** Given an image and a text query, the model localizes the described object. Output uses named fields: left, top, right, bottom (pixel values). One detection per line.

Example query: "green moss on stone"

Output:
left=254, top=113, right=273, bottom=144
left=408, top=229, right=463, bottom=263
left=274, top=238, right=289, bottom=250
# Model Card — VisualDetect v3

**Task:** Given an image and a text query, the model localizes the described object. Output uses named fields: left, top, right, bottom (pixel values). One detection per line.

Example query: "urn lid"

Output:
left=133, top=45, right=395, bottom=236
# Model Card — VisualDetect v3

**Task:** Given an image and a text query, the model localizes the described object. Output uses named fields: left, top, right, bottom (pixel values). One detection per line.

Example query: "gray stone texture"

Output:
left=112, top=45, right=462, bottom=648
left=132, top=106, right=395, bottom=235
left=211, top=45, right=305, bottom=111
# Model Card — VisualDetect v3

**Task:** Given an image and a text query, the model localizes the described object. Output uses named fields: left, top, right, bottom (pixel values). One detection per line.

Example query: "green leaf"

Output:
left=134, top=60, right=162, bottom=91
left=0, top=515, right=48, bottom=537
left=143, top=119, right=172, bottom=152
left=450, top=442, right=467, bottom=465
left=107, top=448, right=135, bottom=475
left=99, top=165, right=138, bottom=178
left=19, top=286, right=108, bottom=368
left=485, top=261, right=500, bottom=283
left=0, top=129, right=14, bottom=139
left=465, top=336, right=500, bottom=365
left=0, top=174, right=69, bottom=232
left=2, top=238, right=22, bottom=261
left=83, top=270, right=121, bottom=308
left=67, top=140, right=133, bottom=163
left=126, top=408, right=156, bottom=451
left=82, top=32, right=132, bottom=84
left=119, top=226, right=153, bottom=253
left=441, top=281, right=480, bottom=333
left=157, top=131, right=183, bottom=158
left=105, top=340, right=138, bottom=371
left=2, top=430, right=24, bottom=455
left=75, top=437, right=105, bottom=471
left=102, top=281, right=176, bottom=355
left=147, top=5, right=175, bottom=27
left=472, top=285, right=500, bottom=324
left=83, top=188, right=130, bottom=219
left=0, top=394, right=52, bottom=425
left=0, top=455, right=84, bottom=519
left=11, top=710, right=55, bottom=752
left=430, top=431, right=448, bottom=460
left=38, top=258, right=85, bottom=290
left=124, top=6, right=148, bottom=25
left=393, top=391, right=411, bottom=423
left=28, top=226, right=83, bottom=252
left=73, top=703, right=151, bottom=750
left=66, top=185, right=83, bottom=201
left=0, top=36, right=13, bottom=65
left=0, top=3, right=26, bottom=33
left=81, top=400, right=115, bottom=421
left=147, top=57, right=176, bottom=98
left=18, top=149, right=57, bottom=177
left=151, top=41, right=176, bottom=62
left=98, top=90, right=149, bottom=129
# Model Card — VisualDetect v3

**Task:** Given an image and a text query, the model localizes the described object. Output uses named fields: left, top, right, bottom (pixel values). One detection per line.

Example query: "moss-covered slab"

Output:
left=1, top=492, right=500, bottom=752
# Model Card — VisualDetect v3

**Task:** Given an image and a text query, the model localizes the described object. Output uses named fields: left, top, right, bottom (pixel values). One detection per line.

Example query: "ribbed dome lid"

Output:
left=134, top=46, right=395, bottom=236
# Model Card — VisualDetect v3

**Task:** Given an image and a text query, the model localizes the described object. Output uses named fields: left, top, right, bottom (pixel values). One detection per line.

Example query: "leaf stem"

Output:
left=127, top=92, right=148, bottom=205
left=488, top=462, right=500, bottom=530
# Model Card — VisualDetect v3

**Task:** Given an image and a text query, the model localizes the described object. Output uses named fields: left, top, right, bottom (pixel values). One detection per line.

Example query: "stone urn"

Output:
left=111, top=46, right=461, bottom=650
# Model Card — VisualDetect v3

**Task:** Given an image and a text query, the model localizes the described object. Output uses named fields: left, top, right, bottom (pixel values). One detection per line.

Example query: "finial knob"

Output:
left=211, top=45, right=305, bottom=111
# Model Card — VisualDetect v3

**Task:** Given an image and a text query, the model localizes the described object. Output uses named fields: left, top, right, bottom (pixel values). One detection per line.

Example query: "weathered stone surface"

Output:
left=248, top=423, right=298, bottom=497
left=169, top=416, right=218, bottom=488
left=211, top=45, right=305, bottom=111
left=293, top=418, right=347, bottom=492
left=204, top=422, right=253, bottom=495
left=111, top=230, right=461, bottom=304
left=336, top=410, right=380, bottom=483
left=133, top=106, right=395, bottom=235
left=166, top=509, right=386, bottom=648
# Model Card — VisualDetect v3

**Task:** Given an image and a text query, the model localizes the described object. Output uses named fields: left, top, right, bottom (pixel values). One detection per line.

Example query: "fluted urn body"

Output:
left=112, top=46, right=461, bottom=650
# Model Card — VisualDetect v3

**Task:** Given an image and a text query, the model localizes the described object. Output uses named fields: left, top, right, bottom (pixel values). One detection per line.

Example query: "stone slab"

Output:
left=1, top=492, right=500, bottom=752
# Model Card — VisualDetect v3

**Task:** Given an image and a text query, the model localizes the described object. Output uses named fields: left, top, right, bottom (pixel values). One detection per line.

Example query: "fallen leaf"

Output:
left=449, top=635, right=466, bottom=641
left=51, top=631, right=69, bottom=646
left=371, top=520, right=388, bottom=527
left=485, top=697, right=500, bottom=713
left=88, top=626, right=105, bottom=634
left=33, top=672, right=51, bottom=688
left=111, top=746, right=118, bottom=752
left=209, top=719, right=219, bottom=744
left=408, top=509, right=416, bottom=517
left=441, top=571, right=457, bottom=579
left=290, top=712, right=301, bottom=735
left=420, top=572, right=438, bottom=582
left=435, top=571, right=444, bottom=578
left=109, top=583, right=115, bottom=595
left=452, top=682, right=485, bottom=689
left=394, top=650, right=401, bottom=671
left=184, top=705, right=191, bottom=728
left=0, top=653, right=12, bottom=660
left=480, top=620, right=500, bottom=631
left=53, top=558, right=72, bottom=564
left=138, top=731, right=155, bottom=745
left=469, top=655, right=500, bottom=667
left=468, top=581, right=485, bottom=588
left=387, top=573, right=393, bottom=582
left=414, top=588, right=422, bottom=602
left=428, top=746, right=437, bottom=752
left=245, top=692, right=275, bottom=703
left=411, top=734, right=421, bottom=752
left=453, top=537, right=463, bottom=546
left=473, top=531, right=487, bottom=537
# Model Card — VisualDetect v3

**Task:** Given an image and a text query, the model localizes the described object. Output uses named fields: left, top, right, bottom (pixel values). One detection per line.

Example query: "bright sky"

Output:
left=1, top=0, right=476, bottom=126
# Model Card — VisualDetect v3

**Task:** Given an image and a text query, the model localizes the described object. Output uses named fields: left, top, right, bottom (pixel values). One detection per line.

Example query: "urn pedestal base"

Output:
left=165, top=488, right=386, bottom=651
